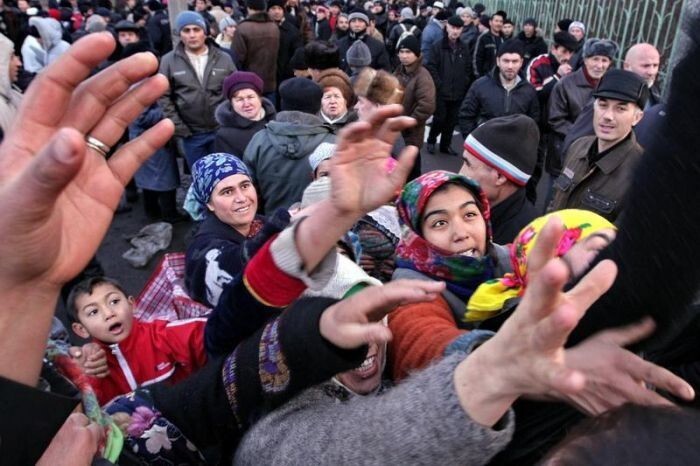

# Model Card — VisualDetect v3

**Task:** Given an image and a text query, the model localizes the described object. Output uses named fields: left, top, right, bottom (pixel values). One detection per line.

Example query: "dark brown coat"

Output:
left=394, top=58, right=436, bottom=149
left=232, top=13, right=281, bottom=93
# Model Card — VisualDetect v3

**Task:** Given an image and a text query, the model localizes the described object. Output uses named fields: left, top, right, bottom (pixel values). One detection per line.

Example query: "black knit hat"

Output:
left=267, top=0, right=285, bottom=9
left=593, top=69, right=649, bottom=109
left=497, top=39, right=525, bottom=57
left=447, top=15, right=464, bottom=27
left=463, top=114, right=539, bottom=186
left=397, top=34, right=420, bottom=56
left=557, top=18, right=573, bottom=32
left=279, top=77, right=323, bottom=114
left=552, top=31, right=578, bottom=51
left=246, top=0, right=267, bottom=11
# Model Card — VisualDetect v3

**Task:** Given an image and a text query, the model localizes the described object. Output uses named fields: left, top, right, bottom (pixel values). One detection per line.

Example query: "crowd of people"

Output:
left=1, top=0, right=700, bottom=464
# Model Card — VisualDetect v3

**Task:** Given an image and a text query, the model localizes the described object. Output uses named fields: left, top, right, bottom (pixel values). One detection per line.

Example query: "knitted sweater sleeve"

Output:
left=388, top=295, right=466, bottom=381
left=566, top=33, right=700, bottom=347
left=233, top=353, right=514, bottom=466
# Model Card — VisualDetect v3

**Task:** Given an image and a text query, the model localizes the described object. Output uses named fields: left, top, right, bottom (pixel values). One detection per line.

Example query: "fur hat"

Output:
left=223, top=71, right=264, bottom=99
left=553, top=31, right=578, bottom=51
left=463, top=114, right=539, bottom=186
left=346, top=40, right=372, bottom=68
left=353, top=68, right=403, bottom=105
left=397, top=34, right=420, bottom=56
left=583, top=38, right=619, bottom=59
left=279, top=77, right=324, bottom=114
left=317, top=68, right=354, bottom=104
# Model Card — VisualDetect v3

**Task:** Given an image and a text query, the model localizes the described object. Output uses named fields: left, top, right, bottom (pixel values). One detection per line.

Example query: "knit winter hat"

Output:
left=308, top=142, right=336, bottom=173
left=246, top=0, right=267, bottom=11
left=447, top=15, right=464, bottom=27
left=348, top=10, right=369, bottom=24
left=317, top=68, right=354, bottom=104
left=301, top=175, right=332, bottom=208
left=497, top=39, right=525, bottom=57
left=219, top=16, right=237, bottom=31
left=222, top=70, right=264, bottom=99
left=434, top=9, right=449, bottom=21
left=397, top=34, right=420, bottom=56
left=400, top=7, right=414, bottom=19
left=290, top=47, right=308, bottom=70
left=267, top=0, right=285, bottom=8
left=279, top=77, right=324, bottom=114
left=346, top=40, right=372, bottom=67
left=175, top=11, right=207, bottom=33
left=557, top=18, right=573, bottom=32
left=463, top=114, right=539, bottom=186
left=553, top=31, right=579, bottom=51
left=184, top=153, right=252, bottom=221
left=583, top=38, right=619, bottom=59
left=568, top=21, right=585, bottom=34
left=353, top=68, right=403, bottom=105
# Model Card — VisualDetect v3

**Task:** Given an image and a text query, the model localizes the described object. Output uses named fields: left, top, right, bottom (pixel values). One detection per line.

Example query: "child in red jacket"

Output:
left=68, top=277, right=207, bottom=405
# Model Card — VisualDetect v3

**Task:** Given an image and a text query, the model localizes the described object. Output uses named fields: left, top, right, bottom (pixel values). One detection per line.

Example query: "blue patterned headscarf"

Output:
left=184, top=153, right=252, bottom=221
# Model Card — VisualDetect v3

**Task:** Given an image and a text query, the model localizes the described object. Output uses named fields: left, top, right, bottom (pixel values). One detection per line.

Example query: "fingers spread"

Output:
left=389, top=145, right=418, bottom=189
left=84, top=74, right=169, bottom=150
left=107, top=119, right=175, bottom=186
left=565, top=259, right=618, bottom=315
left=64, top=52, right=162, bottom=134
left=595, top=317, right=656, bottom=346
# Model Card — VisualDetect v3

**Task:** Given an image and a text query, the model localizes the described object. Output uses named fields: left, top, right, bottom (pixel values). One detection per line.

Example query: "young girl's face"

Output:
left=420, top=184, right=487, bottom=258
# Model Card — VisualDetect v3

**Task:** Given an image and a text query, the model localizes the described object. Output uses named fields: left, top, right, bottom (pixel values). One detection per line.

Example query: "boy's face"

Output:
left=72, top=283, right=134, bottom=344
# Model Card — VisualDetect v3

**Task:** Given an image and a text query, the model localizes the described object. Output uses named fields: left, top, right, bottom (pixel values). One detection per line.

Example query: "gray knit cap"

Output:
left=346, top=40, right=372, bottom=68
left=309, top=142, right=336, bottom=173
left=348, top=11, right=369, bottom=24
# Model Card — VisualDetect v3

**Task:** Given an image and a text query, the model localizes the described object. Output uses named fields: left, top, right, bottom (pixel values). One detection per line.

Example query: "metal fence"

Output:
left=481, top=0, right=685, bottom=87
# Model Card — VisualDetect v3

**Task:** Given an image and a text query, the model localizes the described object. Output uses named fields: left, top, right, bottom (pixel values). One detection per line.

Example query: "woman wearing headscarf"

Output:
left=183, top=153, right=289, bottom=308
left=213, top=71, right=277, bottom=157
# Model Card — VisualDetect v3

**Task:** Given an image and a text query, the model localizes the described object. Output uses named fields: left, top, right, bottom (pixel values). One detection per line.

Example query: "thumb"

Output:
left=6, top=128, right=85, bottom=220
left=333, top=322, right=393, bottom=349
left=68, top=346, right=82, bottom=359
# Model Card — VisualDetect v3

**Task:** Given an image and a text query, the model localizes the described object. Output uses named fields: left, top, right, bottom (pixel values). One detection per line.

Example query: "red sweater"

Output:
left=90, top=318, right=207, bottom=405
left=388, top=295, right=466, bottom=381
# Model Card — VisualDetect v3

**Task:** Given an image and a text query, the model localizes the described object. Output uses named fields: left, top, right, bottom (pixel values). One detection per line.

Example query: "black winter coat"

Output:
left=213, top=97, right=277, bottom=157
left=426, top=34, right=473, bottom=102
left=337, top=33, right=391, bottom=73
left=458, top=67, right=540, bottom=137
left=472, top=30, right=503, bottom=78
left=278, top=20, right=303, bottom=83
left=514, top=31, right=547, bottom=66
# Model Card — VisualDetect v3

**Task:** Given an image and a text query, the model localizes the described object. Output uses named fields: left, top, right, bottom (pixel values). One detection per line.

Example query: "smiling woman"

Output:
left=183, top=153, right=290, bottom=307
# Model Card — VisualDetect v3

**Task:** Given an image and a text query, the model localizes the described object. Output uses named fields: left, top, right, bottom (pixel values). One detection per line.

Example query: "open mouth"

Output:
left=234, top=205, right=251, bottom=214
left=459, top=248, right=481, bottom=258
left=108, top=322, right=124, bottom=335
left=352, top=354, right=378, bottom=379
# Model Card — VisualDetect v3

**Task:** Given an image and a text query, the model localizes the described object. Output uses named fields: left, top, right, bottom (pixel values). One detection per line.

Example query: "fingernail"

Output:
left=55, top=132, right=78, bottom=164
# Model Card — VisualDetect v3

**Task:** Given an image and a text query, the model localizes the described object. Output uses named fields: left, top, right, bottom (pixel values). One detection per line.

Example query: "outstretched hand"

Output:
left=0, top=33, right=173, bottom=385
left=330, top=104, right=417, bottom=216
left=454, top=217, right=619, bottom=426
left=0, top=32, right=173, bottom=290
left=320, top=280, right=445, bottom=349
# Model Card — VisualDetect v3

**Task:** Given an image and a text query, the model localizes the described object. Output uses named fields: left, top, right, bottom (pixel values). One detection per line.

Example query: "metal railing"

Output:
left=481, top=0, right=685, bottom=88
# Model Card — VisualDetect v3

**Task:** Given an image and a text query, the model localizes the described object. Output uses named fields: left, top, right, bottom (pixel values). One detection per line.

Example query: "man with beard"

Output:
left=458, top=40, right=539, bottom=138
left=336, top=10, right=390, bottom=72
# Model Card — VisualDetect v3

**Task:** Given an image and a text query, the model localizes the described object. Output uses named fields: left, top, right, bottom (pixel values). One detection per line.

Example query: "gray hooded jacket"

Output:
left=27, top=17, right=70, bottom=70
left=243, top=111, right=335, bottom=214
left=0, top=34, right=22, bottom=135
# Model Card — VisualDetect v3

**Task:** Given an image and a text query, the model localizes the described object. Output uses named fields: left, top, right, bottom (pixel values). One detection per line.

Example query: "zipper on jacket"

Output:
left=111, top=344, right=138, bottom=390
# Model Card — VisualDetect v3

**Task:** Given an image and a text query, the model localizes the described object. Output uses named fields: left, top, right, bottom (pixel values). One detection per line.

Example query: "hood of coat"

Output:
left=215, top=97, right=277, bottom=129
left=265, top=111, right=334, bottom=160
left=0, top=33, right=13, bottom=97
left=29, top=17, right=64, bottom=50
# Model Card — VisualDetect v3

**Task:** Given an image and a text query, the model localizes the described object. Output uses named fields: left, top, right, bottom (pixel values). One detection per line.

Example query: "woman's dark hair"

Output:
left=304, top=40, right=340, bottom=70
left=541, top=404, right=700, bottom=465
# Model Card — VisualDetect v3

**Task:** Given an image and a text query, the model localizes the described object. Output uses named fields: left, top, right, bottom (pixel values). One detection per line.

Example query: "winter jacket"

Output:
left=158, top=41, right=236, bottom=137
left=490, top=188, right=540, bottom=245
left=460, top=24, right=479, bottom=52
left=285, top=7, right=314, bottom=43
left=0, top=33, right=21, bottom=136
left=89, top=318, right=208, bottom=405
left=337, top=32, right=391, bottom=73
left=185, top=208, right=289, bottom=308
left=426, top=33, right=473, bottom=102
left=547, top=67, right=595, bottom=173
left=525, top=52, right=563, bottom=126
left=213, top=97, right=277, bottom=156
left=146, top=9, right=172, bottom=56
left=129, top=103, right=180, bottom=191
left=458, top=67, right=539, bottom=137
left=313, top=17, right=332, bottom=40
left=472, top=30, right=503, bottom=78
left=394, top=58, right=436, bottom=148
left=548, top=133, right=644, bottom=222
left=278, top=19, right=303, bottom=84
left=243, top=111, right=335, bottom=213
left=233, top=13, right=280, bottom=93
left=26, top=17, right=70, bottom=71
left=318, top=109, right=359, bottom=133
left=234, top=352, right=515, bottom=466
left=420, top=18, right=444, bottom=64
left=514, top=31, right=547, bottom=66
